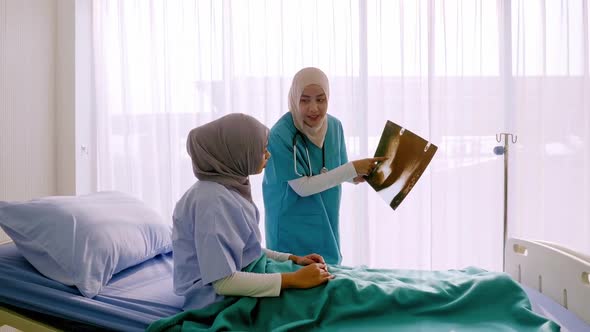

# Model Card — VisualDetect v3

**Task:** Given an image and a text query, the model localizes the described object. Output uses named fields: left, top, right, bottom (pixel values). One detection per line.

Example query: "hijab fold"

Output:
left=288, top=67, right=330, bottom=148
left=187, top=113, right=268, bottom=202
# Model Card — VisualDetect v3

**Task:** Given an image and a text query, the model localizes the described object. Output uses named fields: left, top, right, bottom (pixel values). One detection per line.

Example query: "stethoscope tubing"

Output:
left=292, top=130, right=326, bottom=176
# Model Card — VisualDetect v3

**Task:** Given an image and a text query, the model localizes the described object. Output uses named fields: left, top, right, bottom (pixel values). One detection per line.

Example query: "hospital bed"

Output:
left=0, top=237, right=589, bottom=331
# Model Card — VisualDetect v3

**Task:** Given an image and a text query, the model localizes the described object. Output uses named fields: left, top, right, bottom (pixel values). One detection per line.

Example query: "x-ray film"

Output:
left=366, top=121, right=438, bottom=210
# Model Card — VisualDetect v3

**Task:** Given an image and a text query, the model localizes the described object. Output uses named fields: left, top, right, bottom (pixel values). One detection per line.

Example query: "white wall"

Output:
left=74, top=0, right=95, bottom=195
left=56, top=0, right=76, bottom=196
left=0, top=0, right=92, bottom=201
left=57, top=0, right=95, bottom=196
left=0, top=0, right=58, bottom=201
left=0, top=0, right=91, bottom=243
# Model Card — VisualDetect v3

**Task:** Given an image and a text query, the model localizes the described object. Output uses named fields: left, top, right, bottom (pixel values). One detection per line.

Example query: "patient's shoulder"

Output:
left=185, top=181, right=238, bottom=207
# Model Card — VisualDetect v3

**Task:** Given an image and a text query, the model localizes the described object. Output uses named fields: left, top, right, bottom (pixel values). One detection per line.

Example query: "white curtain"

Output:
left=92, top=0, right=590, bottom=271
left=510, top=0, right=590, bottom=258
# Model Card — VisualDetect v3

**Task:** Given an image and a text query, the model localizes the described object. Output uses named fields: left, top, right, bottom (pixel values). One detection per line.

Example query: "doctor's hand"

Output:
left=352, top=157, right=389, bottom=176
left=289, top=253, right=325, bottom=266
left=281, top=263, right=334, bottom=289
left=352, top=175, right=366, bottom=184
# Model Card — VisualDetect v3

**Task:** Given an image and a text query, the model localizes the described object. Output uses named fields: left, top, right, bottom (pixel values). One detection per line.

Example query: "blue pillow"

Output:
left=0, top=191, right=172, bottom=298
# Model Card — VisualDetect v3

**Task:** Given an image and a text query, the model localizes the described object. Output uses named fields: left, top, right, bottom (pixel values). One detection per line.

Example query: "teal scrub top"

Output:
left=263, top=113, right=348, bottom=264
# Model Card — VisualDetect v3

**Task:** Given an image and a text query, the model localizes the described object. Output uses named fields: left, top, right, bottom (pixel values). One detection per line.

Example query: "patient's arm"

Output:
left=212, top=264, right=332, bottom=296
left=264, top=249, right=326, bottom=266
left=263, top=248, right=291, bottom=262
left=213, top=271, right=281, bottom=297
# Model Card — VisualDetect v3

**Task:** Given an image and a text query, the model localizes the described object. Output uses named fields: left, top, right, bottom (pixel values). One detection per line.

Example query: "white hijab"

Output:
left=288, top=67, right=330, bottom=148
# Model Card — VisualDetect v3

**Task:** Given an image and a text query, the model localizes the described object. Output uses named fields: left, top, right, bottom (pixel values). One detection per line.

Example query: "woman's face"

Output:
left=299, top=84, right=328, bottom=128
left=256, top=143, right=271, bottom=174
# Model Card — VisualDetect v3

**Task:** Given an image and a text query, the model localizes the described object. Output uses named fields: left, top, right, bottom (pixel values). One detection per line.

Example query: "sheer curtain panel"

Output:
left=92, top=0, right=590, bottom=271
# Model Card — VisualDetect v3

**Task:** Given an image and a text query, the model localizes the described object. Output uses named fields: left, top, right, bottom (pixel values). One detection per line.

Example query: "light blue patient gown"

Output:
left=263, top=113, right=348, bottom=264
left=172, top=180, right=262, bottom=310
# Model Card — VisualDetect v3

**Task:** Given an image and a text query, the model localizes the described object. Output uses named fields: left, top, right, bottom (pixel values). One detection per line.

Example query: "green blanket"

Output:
left=147, top=255, right=559, bottom=331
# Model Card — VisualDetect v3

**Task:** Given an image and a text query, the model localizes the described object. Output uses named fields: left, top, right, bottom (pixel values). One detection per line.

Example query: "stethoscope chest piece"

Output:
left=320, top=167, right=328, bottom=174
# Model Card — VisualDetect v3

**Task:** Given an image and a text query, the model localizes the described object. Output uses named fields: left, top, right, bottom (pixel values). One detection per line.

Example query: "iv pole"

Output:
left=494, top=133, right=518, bottom=272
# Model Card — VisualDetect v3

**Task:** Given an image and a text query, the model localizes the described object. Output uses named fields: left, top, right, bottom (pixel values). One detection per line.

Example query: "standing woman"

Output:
left=263, top=67, right=387, bottom=264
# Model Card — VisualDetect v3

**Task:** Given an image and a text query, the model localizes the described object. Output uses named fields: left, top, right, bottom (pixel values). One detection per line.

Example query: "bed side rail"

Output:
left=505, top=237, right=590, bottom=325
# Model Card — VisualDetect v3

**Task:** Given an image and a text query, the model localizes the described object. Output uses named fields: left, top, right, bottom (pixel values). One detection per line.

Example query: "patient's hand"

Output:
left=290, top=253, right=325, bottom=265
left=281, top=263, right=334, bottom=289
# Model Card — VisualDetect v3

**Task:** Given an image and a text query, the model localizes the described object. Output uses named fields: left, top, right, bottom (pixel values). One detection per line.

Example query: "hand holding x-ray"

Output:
left=352, top=157, right=389, bottom=176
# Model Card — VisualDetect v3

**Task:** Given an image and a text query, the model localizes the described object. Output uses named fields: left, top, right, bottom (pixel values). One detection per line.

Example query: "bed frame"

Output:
left=1, top=236, right=589, bottom=331
left=505, top=237, right=590, bottom=326
left=0, top=305, right=61, bottom=332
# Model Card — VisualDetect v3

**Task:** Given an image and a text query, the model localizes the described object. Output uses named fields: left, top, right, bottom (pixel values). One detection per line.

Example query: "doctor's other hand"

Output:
left=352, top=157, right=389, bottom=176
left=289, top=253, right=325, bottom=266
left=281, top=263, right=334, bottom=289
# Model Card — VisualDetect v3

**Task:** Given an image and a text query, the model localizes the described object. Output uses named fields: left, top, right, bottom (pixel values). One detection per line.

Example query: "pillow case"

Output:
left=0, top=191, right=172, bottom=298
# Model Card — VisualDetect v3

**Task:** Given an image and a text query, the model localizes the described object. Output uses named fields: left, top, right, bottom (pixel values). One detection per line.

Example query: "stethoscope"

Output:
left=292, top=130, right=328, bottom=176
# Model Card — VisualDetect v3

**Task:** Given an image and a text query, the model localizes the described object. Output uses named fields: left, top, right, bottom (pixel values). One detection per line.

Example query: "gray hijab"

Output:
left=187, top=113, right=269, bottom=202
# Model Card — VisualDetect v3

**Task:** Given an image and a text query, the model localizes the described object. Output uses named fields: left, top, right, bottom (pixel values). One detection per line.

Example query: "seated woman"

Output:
left=172, top=113, right=333, bottom=311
